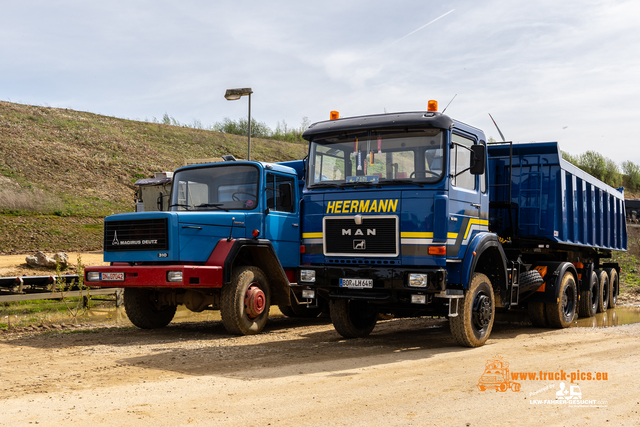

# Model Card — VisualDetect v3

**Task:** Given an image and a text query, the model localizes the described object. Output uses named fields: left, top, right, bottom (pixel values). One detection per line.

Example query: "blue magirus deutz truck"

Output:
left=85, top=158, right=323, bottom=335
left=297, top=103, right=626, bottom=347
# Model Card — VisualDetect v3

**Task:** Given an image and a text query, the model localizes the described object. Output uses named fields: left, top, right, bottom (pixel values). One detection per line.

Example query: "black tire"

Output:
left=278, top=291, right=326, bottom=318
left=220, top=266, right=271, bottom=335
left=519, top=270, right=544, bottom=293
left=545, top=271, right=577, bottom=328
left=290, top=302, right=324, bottom=318
left=606, top=268, right=619, bottom=308
left=578, top=271, right=598, bottom=318
left=527, top=301, right=548, bottom=327
left=123, top=287, right=176, bottom=329
left=277, top=304, right=297, bottom=317
left=597, top=270, right=609, bottom=313
left=450, top=273, right=495, bottom=347
left=329, top=299, right=378, bottom=338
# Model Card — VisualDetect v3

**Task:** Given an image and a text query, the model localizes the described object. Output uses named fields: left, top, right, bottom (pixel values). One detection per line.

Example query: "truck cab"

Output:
left=298, top=107, right=496, bottom=345
left=85, top=158, right=314, bottom=335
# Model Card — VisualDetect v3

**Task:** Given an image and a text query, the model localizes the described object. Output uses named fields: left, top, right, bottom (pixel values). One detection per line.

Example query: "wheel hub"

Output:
left=473, top=294, right=491, bottom=329
left=244, top=283, right=266, bottom=319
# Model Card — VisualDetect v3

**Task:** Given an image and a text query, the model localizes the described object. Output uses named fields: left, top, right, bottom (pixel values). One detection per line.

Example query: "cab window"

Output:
left=450, top=133, right=476, bottom=190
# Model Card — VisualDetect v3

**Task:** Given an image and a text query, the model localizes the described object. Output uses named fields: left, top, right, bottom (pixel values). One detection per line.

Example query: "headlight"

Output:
left=408, top=273, right=428, bottom=288
left=167, top=271, right=183, bottom=282
left=86, top=272, right=100, bottom=282
left=300, top=270, right=316, bottom=283
left=302, top=289, right=315, bottom=299
left=411, top=294, right=427, bottom=304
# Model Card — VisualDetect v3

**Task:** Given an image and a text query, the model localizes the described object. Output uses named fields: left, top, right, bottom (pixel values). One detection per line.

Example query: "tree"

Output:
left=622, top=160, right=640, bottom=191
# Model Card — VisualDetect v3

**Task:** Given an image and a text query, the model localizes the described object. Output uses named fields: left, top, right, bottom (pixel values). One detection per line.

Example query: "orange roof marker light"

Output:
left=427, top=100, right=438, bottom=112
left=330, top=111, right=340, bottom=120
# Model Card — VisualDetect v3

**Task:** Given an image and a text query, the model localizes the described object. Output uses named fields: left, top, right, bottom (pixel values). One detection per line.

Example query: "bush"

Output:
left=212, top=117, right=310, bottom=144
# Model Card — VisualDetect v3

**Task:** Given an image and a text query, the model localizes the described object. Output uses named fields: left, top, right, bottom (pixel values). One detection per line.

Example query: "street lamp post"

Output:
left=224, top=87, right=253, bottom=160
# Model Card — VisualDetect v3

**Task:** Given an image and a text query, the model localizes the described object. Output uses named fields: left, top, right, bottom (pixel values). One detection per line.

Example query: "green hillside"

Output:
left=0, top=101, right=307, bottom=253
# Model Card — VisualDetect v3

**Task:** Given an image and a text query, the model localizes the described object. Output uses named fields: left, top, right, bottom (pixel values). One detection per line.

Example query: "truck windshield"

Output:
left=307, top=128, right=444, bottom=187
left=170, top=165, right=259, bottom=211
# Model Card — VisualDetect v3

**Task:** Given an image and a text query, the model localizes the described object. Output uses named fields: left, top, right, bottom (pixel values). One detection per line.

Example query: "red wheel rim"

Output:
left=244, top=283, right=266, bottom=319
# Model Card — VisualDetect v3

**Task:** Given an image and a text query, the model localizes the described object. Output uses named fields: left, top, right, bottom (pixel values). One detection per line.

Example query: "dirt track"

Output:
left=1, top=313, right=640, bottom=426
left=2, top=253, right=640, bottom=426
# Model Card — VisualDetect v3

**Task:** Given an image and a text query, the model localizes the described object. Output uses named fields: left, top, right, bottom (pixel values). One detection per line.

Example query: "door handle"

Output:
left=471, top=203, right=481, bottom=209
left=292, top=223, right=299, bottom=227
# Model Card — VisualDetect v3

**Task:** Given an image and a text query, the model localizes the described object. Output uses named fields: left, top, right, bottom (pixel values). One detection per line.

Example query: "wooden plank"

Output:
left=0, top=288, right=122, bottom=303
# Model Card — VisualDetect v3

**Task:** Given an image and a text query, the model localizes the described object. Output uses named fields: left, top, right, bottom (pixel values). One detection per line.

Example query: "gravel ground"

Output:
left=2, top=253, right=640, bottom=426
left=1, top=312, right=640, bottom=426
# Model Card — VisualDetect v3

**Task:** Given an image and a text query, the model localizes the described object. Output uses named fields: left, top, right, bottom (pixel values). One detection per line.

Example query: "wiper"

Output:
left=380, top=179, right=424, bottom=188
left=169, top=203, right=192, bottom=210
left=195, top=203, right=229, bottom=212
left=340, top=182, right=379, bottom=189
left=310, top=183, right=345, bottom=189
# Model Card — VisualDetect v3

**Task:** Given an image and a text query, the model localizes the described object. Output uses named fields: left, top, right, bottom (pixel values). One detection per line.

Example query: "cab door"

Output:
left=264, top=172, right=300, bottom=268
left=447, top=132, right=486, bottom=258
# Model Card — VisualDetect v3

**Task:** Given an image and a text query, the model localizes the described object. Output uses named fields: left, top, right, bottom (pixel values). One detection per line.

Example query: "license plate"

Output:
left=100, top=272, right=124, bottom=281
left=339, top=278, right=373, bottom=289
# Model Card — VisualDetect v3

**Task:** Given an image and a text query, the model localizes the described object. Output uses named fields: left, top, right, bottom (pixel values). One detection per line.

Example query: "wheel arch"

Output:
left=461, top=233, right=507, bottom=300
left=223, top=239, right=291, bottom=306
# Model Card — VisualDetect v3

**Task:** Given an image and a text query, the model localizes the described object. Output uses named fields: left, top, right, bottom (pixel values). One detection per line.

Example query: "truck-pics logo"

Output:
left=477, top=356, right=521, bottom=392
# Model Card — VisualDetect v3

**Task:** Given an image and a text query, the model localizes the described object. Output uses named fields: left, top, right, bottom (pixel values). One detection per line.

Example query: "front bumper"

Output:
left=299, top=265, right=446, bottom=303
left=84, top=265, right=223, bottom=288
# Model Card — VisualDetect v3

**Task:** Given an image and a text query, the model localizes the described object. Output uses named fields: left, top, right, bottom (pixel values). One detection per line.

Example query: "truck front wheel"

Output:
left=545, top=271, right=577, bottom=328
left=123, top=288, right=177, bottom=329
left=221, top=266, right=271, bottom=335
left=450, top=273, right=495, bottom=348
left=330, top=299, right=378, bottom=338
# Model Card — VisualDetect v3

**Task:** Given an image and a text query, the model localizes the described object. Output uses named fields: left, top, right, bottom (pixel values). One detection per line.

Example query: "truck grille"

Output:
left=324, top=216, right=398, bottom=257
left=104, top=218, right=168, bottom=251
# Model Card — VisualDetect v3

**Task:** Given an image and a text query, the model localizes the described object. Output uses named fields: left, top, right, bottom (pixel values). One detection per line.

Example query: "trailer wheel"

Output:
left=545, top=271, right=577, bottom=328
left=330, top=299, right=378, bottom=338
left=527, top=302, right=548, bottom=327
left=450, top=273, right=495, bottom=348
left=123, top=288, right=176, bottom=329
left=597, top=270, right=609, bottom=313
left=578, top=271, right=598, bottom=318
left=220, top=266, right=271, bottom=335
left=606, top=268, right=619, bottom=308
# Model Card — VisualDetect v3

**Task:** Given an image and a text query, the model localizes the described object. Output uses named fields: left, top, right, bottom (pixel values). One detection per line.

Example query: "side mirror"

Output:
left=470, top=145, right=486, bottom=175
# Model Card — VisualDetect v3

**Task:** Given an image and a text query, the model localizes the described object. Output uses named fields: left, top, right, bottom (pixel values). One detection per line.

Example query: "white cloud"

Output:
left=1, top=0, right=639, bottom=164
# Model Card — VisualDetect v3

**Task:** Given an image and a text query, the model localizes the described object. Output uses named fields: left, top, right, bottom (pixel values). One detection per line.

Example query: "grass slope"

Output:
left=0, top=101, right=307, bottom=253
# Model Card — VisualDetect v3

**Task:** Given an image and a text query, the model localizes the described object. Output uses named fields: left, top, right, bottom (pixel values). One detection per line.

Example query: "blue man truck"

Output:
left=85, top=158, right=322, bottom=335
left=297, top=103, right=626, bottom=347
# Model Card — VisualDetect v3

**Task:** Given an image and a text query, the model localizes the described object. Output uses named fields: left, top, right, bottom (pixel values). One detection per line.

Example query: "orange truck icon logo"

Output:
left=478, top=356, right=521, bottom=392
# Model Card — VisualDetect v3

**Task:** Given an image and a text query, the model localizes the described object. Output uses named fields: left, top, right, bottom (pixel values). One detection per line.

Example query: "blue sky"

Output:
left=2, top=0, right=639, bottom=164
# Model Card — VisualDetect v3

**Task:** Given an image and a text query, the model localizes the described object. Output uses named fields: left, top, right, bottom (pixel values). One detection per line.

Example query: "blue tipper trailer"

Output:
left=488, top=141, right=626, bottom=251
